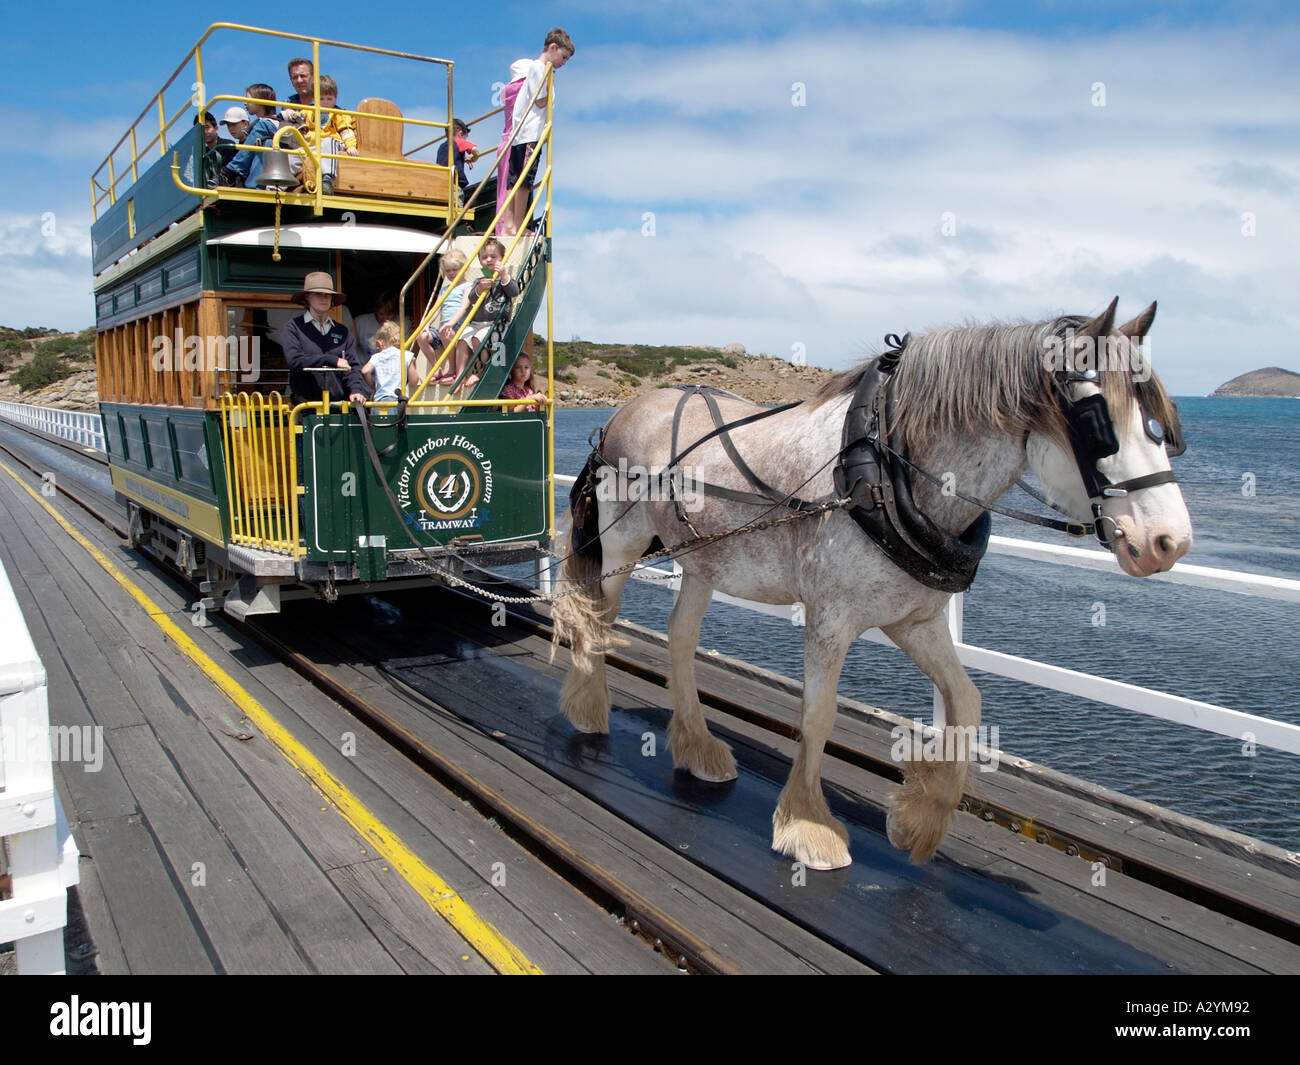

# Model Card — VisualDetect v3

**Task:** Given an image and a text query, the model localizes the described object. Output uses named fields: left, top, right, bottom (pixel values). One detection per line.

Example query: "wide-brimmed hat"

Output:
left=292, top=271, right=347, bottom=306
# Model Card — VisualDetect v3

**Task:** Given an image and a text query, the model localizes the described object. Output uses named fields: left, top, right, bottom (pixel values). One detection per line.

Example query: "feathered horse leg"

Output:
left=881, top=613, right=982, bottom=863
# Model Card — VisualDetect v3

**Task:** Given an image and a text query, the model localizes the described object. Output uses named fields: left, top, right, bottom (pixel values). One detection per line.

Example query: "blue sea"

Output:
left=552, top=398, right=1300, bottom=851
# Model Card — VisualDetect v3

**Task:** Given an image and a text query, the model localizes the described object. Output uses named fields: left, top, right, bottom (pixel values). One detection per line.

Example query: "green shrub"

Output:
left=13, top=351, right=78, bottom=393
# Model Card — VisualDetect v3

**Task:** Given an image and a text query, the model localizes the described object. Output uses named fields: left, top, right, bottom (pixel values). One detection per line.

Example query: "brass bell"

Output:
left=259, top=150, right=298, bottom=190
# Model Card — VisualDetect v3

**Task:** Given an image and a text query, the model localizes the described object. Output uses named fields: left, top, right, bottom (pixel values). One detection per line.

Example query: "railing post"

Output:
left=0, top=557, right=79, bottom=974
left=932, top=592, right=964, bottom=728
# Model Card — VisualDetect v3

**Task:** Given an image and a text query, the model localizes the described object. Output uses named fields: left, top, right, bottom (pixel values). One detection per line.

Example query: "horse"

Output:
left=551, top=298, right=1192, bottom=870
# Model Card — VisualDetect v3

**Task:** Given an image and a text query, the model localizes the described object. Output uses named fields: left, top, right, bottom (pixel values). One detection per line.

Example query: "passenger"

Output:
left=281, top=271, right=368, bottom=405
left=436, top=119, right=478, bottom=195
left=360, top=321, right=403, bottom=403
left=301, top=75, right=358, bottom=195
left=499, top=353, right=546, bottom=412
left=415, top=250, right=475, bottom=387
left=460, top=238, right=521, bottom=353
left=195, top=111, right=223, bottom=189
left=223, top=85, right=282, bottom=188
left=498, top=29, right=574, bottom=236
left=282, top=57, right=315, bottom=123
left=353, top=291, right=396, bottom=352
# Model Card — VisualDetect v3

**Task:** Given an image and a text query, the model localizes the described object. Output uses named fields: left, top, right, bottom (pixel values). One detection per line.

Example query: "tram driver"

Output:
left=282, top=271, right=369, bottom=405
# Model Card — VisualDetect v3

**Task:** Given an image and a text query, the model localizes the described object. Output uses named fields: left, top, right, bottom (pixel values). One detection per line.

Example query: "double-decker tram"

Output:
left=90, top=24, right=558, bottom=616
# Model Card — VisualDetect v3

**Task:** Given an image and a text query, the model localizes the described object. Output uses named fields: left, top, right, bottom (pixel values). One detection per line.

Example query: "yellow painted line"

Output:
left=1, top=459, right=542, bottom=975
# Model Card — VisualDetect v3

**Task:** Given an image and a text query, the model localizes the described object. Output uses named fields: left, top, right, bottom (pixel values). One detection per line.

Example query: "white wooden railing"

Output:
left=553, top=474, right=1300, bottom=758
left=0, top=401, right=104, bottom=451
left=0, top=556, right=79, bottom=974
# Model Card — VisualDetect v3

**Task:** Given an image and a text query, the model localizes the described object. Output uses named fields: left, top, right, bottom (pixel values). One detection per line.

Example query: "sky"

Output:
left=1, top=0, right=1296, bottom=395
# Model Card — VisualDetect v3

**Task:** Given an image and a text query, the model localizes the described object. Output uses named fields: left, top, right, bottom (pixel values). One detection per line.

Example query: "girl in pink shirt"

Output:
left=500, top=353, right=547, bottom=411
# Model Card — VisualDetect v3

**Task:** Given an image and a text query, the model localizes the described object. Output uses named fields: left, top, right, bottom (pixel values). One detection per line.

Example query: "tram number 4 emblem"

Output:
left=396, top=435, right=496, bottom=531
left=394, top=435, right=497, bottom=533
left=417, top=452, right=480, bottom=520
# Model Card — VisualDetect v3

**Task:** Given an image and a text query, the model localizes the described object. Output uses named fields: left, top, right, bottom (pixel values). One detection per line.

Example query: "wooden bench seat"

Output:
left=334, top=97, right=454, bottom=204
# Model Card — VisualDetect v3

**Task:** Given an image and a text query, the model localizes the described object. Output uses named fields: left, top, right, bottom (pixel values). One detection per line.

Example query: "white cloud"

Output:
left=546, top=23, right=1300, bottom=393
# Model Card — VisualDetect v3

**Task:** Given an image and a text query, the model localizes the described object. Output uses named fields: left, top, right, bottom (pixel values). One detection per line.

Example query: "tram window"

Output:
left=121, top=415, right=144, bottom=466
left=144, top=418, right=174, bottom=475
left=173, top=421, right=210, bottom=487
left=224, top=305, right=292, bottom=396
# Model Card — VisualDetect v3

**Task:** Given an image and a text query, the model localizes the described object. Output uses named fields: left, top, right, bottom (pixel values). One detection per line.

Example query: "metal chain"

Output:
left=402, top=496, right=852, bottom=606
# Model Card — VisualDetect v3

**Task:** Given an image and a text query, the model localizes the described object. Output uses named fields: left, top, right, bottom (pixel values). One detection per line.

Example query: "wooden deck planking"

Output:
left=192, top=622, right=677, bottom=975
left=604, top=617, right=1300, bottom=939
left=0, top=464, right=677, bottom=975
left=291, top=608, right=872, bottom=973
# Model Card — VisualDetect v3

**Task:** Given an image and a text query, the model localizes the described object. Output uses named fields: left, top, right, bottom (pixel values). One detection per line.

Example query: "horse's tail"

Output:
left=550, top=448, right=614, bottom=732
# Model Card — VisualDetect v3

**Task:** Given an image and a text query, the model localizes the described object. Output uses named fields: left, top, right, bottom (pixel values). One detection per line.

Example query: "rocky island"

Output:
left=1211, top=367, right=1300, bottom=398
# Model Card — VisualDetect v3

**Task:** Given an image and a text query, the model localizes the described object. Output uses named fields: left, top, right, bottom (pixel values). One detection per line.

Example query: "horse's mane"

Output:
left=808, top=316, right=1178, bottom=450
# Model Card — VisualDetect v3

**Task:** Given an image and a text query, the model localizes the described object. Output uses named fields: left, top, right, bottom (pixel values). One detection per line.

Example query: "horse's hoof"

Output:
left=689, top=763, right=738, bottom=783
left=886, top=806, right=946, bottom=864
left=670, top=732, right=737, bottom=782
left=772, top=817, right=852, bottom=871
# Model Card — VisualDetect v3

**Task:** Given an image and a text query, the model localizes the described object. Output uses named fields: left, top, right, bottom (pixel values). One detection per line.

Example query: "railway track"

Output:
left=3, top=420, right=1298, bottom=974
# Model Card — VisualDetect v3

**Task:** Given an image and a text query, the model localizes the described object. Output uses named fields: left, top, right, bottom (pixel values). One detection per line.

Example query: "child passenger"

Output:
left=500, top=353, right=546, bottom=412
left=460, top=238, right=521, bottom=351
left=416, top=250, right=475, bottom=387
left=360, top=320, right=403, bottom=402
left=302, top=75, right=358, bottom=194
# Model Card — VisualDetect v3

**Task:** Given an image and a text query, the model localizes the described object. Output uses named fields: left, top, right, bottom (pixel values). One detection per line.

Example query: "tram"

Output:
left=89, top=24, right=557, bottom=616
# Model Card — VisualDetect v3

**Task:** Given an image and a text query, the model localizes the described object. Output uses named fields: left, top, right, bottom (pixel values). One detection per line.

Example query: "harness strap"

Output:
left=1103, top=469, right=1178, bottom=496
left=666, top=386, right=821, bottom=516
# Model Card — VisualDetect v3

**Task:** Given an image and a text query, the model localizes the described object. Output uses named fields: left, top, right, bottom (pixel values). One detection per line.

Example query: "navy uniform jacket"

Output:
left=282, top=312, right=367, bottom=403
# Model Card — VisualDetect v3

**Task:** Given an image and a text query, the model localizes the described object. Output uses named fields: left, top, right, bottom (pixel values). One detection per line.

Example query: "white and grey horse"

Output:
left=552, top=299, right=1191, bottom=870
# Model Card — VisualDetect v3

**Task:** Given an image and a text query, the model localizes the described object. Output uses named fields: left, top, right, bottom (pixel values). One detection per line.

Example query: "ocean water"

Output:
left=551, top=397, right=1300, bottom=850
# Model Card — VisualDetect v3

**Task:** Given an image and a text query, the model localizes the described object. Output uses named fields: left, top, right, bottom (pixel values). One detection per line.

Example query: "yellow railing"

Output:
left=90, top=22, right=459, bottom=221
left=221, top=391, right=299, bottom=556
left=399, top=70, right=556, bottom=402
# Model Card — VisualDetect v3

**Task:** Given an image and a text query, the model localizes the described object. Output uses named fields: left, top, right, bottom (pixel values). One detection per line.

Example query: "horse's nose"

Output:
left=1150, top=529, right=1191, bottom=570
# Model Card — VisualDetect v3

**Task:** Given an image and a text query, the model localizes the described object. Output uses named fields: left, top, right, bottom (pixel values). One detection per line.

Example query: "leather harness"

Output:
left=656, top=340, right=991, bottom=593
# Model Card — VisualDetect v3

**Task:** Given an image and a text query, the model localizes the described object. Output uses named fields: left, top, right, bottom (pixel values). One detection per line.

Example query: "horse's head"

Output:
left=1026, top=297, right=1192, bottom=577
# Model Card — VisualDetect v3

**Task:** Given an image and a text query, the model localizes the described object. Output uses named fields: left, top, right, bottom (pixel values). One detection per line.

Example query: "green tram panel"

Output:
left=300, top=412, right=549, bottom=563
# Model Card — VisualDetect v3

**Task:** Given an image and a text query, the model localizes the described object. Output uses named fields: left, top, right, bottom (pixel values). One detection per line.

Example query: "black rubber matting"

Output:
left=384, top=637, right=1172, bottom=975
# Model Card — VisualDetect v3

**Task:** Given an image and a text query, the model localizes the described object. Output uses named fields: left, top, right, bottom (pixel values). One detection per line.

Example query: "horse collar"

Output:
left=834, top=354, right=991, bottom=593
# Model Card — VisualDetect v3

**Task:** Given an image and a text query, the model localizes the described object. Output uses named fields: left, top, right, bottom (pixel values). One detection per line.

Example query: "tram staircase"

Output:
left=443, top=227, right=549, bottom=403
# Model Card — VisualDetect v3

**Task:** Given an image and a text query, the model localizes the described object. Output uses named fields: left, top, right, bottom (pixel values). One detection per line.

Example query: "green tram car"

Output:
left=90, top=25, right=557, bottom=616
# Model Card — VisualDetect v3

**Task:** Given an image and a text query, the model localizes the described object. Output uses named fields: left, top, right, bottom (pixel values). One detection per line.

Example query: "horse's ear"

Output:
left=1077, top=296, right=1119, bottom=339
left=1117, top=300, right=1157, bottom=343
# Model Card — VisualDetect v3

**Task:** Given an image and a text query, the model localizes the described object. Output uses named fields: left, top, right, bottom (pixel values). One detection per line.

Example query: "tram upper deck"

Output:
left=88, top=24, right=559, bottom=613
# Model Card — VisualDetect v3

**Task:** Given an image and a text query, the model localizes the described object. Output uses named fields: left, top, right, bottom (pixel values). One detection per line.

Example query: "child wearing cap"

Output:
left=436, top=119, right=478, bottom=194
left=223, top=86, right=283, bottom=188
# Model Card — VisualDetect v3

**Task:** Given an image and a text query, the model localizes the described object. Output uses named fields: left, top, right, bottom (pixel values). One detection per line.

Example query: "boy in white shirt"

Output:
left=501, top=29, right=574, bottom=236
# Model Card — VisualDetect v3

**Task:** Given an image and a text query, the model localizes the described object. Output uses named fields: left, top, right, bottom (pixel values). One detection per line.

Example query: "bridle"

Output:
left=1052, top=366, right=1184, bottom=548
